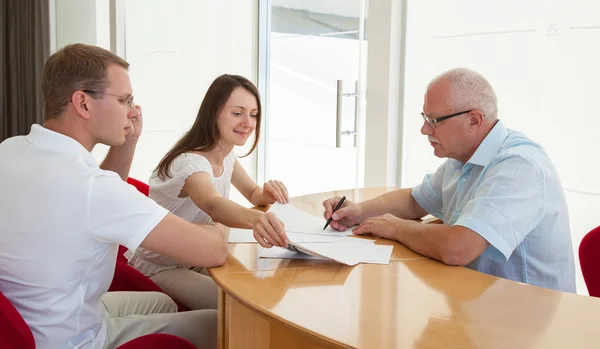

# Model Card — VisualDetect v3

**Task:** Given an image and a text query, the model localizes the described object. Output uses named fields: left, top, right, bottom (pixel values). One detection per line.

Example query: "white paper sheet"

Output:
left=289, top=239, right=369, bottom=265
left=268, top=202, right=354, bottom=236
left=259, top=237, right=393, bottom=265
left=259, top=247, right=326, bottom=260
left=420, top=214, right=440, bottom=224
left=227, top=228, right=254, bottom=243
left=228, top=229, right=345, bottom=243
left=360, top=245, right=394, bottom=264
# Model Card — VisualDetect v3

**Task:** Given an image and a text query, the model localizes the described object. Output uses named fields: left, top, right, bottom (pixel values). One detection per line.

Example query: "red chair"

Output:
left=118, top=177, right=150, bottom=263
left=118, top=334, right=195, bottom=349
left=117, top=245, right=129, bottom=264
left=580, top=226, right=600, bottom=297
left=115, top=176, right=148, bottom=266
left=0, top=291, right=35, bottom=349
left=0, top=291, right=195, bottom=348
left=109, top=262, right=166, bottom=294
left=127, top=177, right=150, bottom=196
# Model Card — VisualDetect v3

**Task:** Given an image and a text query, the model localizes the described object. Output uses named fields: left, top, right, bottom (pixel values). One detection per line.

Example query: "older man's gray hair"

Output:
left=428, top=68, right=498, bottom=122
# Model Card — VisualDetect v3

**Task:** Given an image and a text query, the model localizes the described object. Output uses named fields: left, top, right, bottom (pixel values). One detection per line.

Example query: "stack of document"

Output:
left=262, top=237, right=393, bottom=266
left=228, top=203, right=393, bottom=266
left=228, top=230, right=341, bottom=243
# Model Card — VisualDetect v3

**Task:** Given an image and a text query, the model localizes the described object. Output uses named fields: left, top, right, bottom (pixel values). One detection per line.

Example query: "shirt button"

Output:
left=461, top=178, right=466, bottom=182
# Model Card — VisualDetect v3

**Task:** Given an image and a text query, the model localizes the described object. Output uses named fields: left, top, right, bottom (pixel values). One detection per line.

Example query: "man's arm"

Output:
left=100, top=106, right=143, bottom=180
left=100, top=140, right=137, bottom=180
left=354, top=156, right=547, bottom=266
left=359, top=188, right=429, bottom=220
left=325, top=164, right=445, bottom=232
left=140, top=213, right=228, bottom=268
left=394, top=220, right=489, bottom=265
left=323, top=188, right=430, bottom=232
left=353, top=215, right=489, bottom=266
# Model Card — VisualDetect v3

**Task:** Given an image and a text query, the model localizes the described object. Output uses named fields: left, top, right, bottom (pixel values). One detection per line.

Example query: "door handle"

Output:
left=336, top=80, right=343, bottom=148
left=336, top=80, right=359, bottom=148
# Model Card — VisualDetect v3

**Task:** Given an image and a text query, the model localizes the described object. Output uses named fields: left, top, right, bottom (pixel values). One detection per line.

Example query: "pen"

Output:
left=323, top=196, right=346, bottom=230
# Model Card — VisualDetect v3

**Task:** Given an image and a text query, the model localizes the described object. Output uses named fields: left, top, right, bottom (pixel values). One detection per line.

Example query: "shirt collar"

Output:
left=465, top=120, right=508, bottom=167
left=26, top=124, right=99, bottom=168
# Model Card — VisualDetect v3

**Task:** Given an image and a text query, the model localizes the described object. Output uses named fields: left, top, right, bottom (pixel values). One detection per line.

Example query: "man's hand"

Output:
left=213, top=222, right=230, bottom=241
left=322, top=197, right=363, bottom=231
left=100, top=105, right=143, bottom=180
left=126, top=105, right=143, bottom=142
left=352, top=213, right=403, bottom=240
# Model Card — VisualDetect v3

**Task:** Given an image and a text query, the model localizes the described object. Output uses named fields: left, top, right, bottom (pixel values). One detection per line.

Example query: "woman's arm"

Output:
left=183, top=171, right=289, bottom=247
left=231, top=160, right=288, bottom=206
left=183, top=171, right=262, bottom=229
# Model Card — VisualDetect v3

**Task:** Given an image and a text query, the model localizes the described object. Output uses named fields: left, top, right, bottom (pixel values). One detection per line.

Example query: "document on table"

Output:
left=360, top=245, right=394, bottom=264
left=228, top=229, right=344, bottom=243
left=228, top=203, right=395, bottom=265
left=268, top=202, right=354, bottom=236
left=260, top=237, right=394, bottom=266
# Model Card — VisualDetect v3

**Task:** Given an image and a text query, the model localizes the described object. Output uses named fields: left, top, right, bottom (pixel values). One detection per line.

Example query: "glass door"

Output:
left=260, top=0, right=368, bottom=196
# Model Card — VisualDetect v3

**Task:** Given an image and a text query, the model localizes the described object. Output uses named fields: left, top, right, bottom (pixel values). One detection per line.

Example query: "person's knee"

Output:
left=151, top=292, right=178, bottom=313
left=186, top=309, right=218, bottom=349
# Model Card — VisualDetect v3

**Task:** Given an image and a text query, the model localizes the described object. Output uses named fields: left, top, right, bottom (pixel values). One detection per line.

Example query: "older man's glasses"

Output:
left=83, top=90, right=135, bottom=109
left=421, top=110, right=472, bottom=129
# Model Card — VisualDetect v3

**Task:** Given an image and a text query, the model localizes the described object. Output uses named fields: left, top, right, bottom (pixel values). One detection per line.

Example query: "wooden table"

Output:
left=209, top=187, right=600, bottom=349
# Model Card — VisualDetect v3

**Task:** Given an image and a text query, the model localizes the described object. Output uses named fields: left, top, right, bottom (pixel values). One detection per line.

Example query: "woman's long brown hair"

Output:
left=154, top=74, right=262, bottom=180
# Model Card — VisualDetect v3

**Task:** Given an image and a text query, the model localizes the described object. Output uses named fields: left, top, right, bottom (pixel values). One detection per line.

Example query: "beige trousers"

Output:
left=149, top=267, right=218, bottom=310
left=101, top=291, right=217, bottom=349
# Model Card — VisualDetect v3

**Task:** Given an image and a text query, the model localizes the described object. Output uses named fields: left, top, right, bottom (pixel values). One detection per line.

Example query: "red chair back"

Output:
left=580, top=226, right=600, bottom=297
left=117, top=333, right=195, bottom=349
left=109, top=262, right=166, bottom=294
left=119, top=177, right=150, bottom=262
left=109, top=262, right=187, bottom=312
left=126, top=177, right=150, bottom=196
left=117, top=245, right=129, bottom=264
left=0, top=291, right=35, bottom=349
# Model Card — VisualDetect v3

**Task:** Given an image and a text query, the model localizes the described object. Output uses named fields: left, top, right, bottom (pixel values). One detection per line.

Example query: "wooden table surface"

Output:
left=210, top=187, right=600, bottom=349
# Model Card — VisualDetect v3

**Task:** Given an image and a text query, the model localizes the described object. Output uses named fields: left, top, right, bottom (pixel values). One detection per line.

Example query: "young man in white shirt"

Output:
left=0, top=44, right=228, bottom=349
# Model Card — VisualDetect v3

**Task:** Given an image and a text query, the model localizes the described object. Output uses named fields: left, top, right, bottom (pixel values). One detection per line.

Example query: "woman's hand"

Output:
left=263, top=180, right=289, bottom=204
left=252, top=211, right=289, bottom=248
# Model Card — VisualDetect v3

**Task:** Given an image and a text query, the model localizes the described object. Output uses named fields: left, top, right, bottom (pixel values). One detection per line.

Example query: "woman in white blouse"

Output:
left=127, top=74, right=290, bottom=310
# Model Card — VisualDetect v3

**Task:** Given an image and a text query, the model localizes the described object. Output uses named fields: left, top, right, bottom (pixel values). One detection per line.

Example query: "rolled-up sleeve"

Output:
left=454, top=155, right=545, bottom=263
left=412, top=163, right=446, bottom=218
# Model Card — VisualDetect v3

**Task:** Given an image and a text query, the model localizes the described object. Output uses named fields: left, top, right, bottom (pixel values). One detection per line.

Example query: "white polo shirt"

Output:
left=0, top=125, right=168, bottom=349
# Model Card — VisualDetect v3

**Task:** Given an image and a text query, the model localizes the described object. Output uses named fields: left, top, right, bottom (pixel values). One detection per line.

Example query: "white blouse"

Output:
left=127, top=151, right=236, bottom=276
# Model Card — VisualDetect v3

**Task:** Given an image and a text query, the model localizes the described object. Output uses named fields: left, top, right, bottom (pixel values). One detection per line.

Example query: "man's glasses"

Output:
left=82, top=90, right=135, bottom=109
left=421, top=110, right=472, bottom=129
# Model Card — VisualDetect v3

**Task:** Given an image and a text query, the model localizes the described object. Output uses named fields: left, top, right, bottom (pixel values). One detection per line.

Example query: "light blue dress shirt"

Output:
left=412, top=120, right=576, bottom=292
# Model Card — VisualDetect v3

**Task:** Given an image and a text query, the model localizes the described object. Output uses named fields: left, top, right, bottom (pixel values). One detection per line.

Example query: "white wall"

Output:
left=53, top=0, right=259, bottom=204
left=54, top=0, right=98, bottom=49
left=402, top=0, right=598, bottom=294
left=120, top=0, right=258, bottom=191
left=364, top=0, right=404, bottom=187
left=54, top=0, right=111, bottom=51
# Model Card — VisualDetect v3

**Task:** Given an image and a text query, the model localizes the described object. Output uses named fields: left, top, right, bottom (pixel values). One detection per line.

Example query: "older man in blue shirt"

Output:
left=323, top=67, right=575, bottom=292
